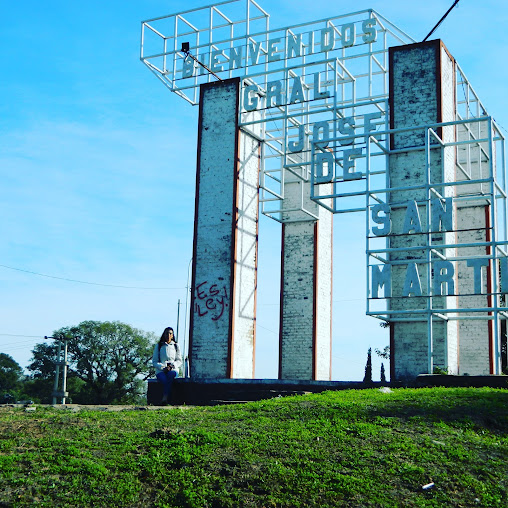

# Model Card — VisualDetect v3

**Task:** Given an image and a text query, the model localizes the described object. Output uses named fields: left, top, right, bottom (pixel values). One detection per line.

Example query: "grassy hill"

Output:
left=0, top=387, right=506, bottom=507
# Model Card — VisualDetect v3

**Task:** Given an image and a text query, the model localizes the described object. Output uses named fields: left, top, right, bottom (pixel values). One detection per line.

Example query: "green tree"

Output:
left=380, top=363, right=386, bottom=384
left=375, top=346, right=390, bottom=360
left=363, top=347, right=373, bottom=384
left=27, top=321, right=155, bottom=404
left=0, top=353, right=24, bottom=401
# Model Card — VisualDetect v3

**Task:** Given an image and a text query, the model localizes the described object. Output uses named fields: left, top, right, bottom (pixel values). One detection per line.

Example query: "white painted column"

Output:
left=455, top=120, right=496, bottom=375
left=189, top=78, right=260, bottom=379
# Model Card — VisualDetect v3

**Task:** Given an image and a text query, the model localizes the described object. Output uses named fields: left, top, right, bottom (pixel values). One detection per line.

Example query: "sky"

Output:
left=1, top=0, right=507, bottom=381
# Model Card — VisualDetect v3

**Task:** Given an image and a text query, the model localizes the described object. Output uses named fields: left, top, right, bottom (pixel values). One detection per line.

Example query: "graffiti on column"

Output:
left=194, top=281, right=229, bottom=321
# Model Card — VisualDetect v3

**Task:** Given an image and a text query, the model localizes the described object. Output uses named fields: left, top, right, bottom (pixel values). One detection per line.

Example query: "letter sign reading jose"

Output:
left=310, top=112, right=383, bottom=183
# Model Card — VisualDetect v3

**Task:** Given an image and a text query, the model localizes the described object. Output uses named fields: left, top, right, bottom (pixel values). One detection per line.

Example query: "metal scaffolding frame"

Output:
left=140, top=0, right=415, bottom=223
left=239, top=11, right=414, bottom=223
left=364, top=116, right=506, bottom=311
left=311, top=99, right=506, bottom=373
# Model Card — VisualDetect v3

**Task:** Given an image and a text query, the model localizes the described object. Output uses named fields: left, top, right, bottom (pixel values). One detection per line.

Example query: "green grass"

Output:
left=0, top=387, right=506, bottom=507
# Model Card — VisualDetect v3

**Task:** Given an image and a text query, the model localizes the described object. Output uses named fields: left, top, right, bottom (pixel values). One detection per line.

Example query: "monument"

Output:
left=141, top=0, right=506, bottom=381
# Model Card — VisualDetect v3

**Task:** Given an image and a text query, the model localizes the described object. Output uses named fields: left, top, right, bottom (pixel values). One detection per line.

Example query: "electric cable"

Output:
left=494, top=120, right=508, bottom=137
left=256, top=324, right=278, bottom=335
left=0, top=263, right=185, bottom=290
left=0, top=333, right=42, bottom=338
left=422, top=0, right=461, bottom=42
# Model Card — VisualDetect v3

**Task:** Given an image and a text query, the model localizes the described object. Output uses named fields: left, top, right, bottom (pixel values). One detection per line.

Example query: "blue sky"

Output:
left=1, top=0, right=507, bottom=381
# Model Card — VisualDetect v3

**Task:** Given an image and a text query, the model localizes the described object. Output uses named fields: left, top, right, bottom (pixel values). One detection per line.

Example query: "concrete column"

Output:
left=189, top=78, right=260, bottom=379
left=279, top=176, right=333, bottom=380
left=388, top=40, right=458, bottom=380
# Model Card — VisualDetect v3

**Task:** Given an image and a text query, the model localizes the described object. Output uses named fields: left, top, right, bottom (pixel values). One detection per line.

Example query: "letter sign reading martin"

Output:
left=368, top=198, right=508, bottom=299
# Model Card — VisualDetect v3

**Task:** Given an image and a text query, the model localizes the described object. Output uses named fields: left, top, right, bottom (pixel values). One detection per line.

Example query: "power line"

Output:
left=1, top=343, right=38, bottom=349
left=494, top=119, right=508, bottom=137
left=0, top=335, right=45, bottom=350
left=1, top=345, right=38, bottom=353
left=258, top=298, right=364, bottom=306
left=256, top=324, right=278, bottom=335
left=423, top=0, right=461, bottom=42
left=0, top=263, right=185, bottom=290
left=0, top=333, right=41, bottom=338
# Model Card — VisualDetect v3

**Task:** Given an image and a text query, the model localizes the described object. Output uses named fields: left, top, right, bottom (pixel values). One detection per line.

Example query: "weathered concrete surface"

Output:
left=189, top=77, right=260, bottom=380
left=279, top=178, right=333, bottom=381
left=170, top=378, right=383, bottom=405
left=388, top=40, right=458, bottom=380
left=415, top=375, right=508, bottom=388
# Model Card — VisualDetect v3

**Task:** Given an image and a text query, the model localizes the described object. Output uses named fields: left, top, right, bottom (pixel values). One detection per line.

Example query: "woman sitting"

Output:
left=152, top=327, right=182, bottom=405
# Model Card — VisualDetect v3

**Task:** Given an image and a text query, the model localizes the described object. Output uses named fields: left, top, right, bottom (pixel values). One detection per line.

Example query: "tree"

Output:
left=380, top=363, right=386, bottom=384
left=363, top=347, right=372, bottom=384
left=0, top=353, right=24, bottom=401
left=375, top=346, right=390, bottom=360
left=28, top=321, right=156, bottom=404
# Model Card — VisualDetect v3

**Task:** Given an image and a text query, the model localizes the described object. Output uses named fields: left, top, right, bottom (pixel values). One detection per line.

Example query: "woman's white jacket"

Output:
left=152, top=341, right=182, bottom=374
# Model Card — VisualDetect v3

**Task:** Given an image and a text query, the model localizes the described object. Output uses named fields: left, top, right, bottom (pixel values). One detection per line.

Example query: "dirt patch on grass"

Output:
left=0, top=404, right=188, bottom=412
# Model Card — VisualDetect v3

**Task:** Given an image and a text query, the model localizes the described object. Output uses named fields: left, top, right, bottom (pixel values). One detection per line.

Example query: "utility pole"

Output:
left=176, top=299, right=181, bottom=342
left=45, top=335, right=70, bottom=405
left=183, top=257, right=192, bottom=378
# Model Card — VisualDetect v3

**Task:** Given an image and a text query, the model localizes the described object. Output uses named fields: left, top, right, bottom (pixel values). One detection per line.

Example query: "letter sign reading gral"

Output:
left=142, top=0, right=507, bottom=380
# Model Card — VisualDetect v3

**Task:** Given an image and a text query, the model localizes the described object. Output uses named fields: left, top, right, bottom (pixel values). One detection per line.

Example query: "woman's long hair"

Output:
left=158, top=327, right=175, bottom=349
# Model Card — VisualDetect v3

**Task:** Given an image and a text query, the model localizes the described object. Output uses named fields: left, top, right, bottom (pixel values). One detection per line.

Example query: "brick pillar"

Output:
left=388, top=40, right=458, bottom=380
left=279, top=176, right=333, bottom=380
left=189, top=78, right=260, bottom=379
